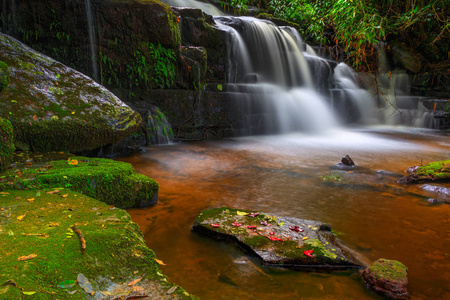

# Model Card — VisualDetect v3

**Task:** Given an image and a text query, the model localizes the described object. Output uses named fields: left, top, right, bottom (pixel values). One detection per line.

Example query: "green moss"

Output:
left=0, top=155, right=158, bottom=208
left=0, top=118, right=15, bottom=172
left=0, top=189, right=194, bottom=299
left=415, top=160, right=450, bottom=180
left=368, top=258, right=408, bottom=282
left=0, top=60, right=9, bottom=92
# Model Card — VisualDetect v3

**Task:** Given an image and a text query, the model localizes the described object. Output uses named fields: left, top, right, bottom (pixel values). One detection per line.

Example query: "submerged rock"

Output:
left=399, top=160, right=450, bottom=184
left=362, top=258, right=409, bottom=299
left=193, top=207, right=368, bottom=270
left=0, top=32, right=142, bottom=153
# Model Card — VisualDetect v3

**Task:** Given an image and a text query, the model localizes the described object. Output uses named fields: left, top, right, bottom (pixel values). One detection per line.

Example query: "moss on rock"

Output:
left=400, top=160, right=450, bottom=183
left=0, top=189, right=194, bottom=299
left=0, top=154, right=158, bottom=208
left=0, top=32, right=142, bottom=152
left=193, top=207, right=367, bottom=270
left=0, top=61, right=9, bottom=92
left=0, top=118, right=15, bottom=172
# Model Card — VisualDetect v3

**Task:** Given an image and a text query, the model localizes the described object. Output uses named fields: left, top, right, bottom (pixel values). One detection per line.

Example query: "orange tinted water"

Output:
left=121, top=129, right=450, bottom=299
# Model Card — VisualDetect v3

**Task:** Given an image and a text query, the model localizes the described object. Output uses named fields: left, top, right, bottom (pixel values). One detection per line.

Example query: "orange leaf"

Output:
left=68, top=159, right=78, bottom=165
left=27, top=198, right=35, bottom=203
left=32, top=115, right=37, bottom=121
left=61, top=194, right=69, bottom=198
left=127, top=274, right=145, bottom=287
left=46, top=190, right=60, bottom=194
left=18, top=254, right=37, bottom=261
left=154, top=258, right=167, bottom=266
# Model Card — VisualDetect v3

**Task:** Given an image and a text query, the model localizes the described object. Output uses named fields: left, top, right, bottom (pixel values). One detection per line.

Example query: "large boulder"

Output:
left=0, top=33, right=142, bottom=152
left=0, top=117, right=14, bottom=172
left=193, top=207, right=368, bottom=270
left=362, top=258, right=409, bottom=299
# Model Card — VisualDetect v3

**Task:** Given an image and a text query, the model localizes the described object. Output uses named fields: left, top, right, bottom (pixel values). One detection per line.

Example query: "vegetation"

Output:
left=0, top=118, right=14, bottom=172
left=0, top=154, right=159, bottom=208
left=223, top=0, right=449, bottom=71
left=0, top=61, right=9, bottom=92
left=0, top=189, right=193, bottom=299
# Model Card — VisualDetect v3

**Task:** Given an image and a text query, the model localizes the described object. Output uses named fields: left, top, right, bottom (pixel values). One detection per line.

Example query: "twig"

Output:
left=71, top=225, right=86, bottom=254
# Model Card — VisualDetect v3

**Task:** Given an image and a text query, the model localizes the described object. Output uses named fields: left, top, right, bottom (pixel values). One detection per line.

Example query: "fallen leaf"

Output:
left=17, top=212, right=27, bottom=221
left=231, top=221, right=242, bottom=227
left=247, top=225, right=257, bottom=229
left=131, top=286, right=145, bottom=293
left=277, top=222, right=285, bottom=226
left=167, top=286, right=178, bottom=294
left=49, top=222, right=60, bottom=227
left=0, top=192, right=10, bottom=195
left=27, top=198, right=34, bottom=203
left=210, top=223, right=220, bottom=228
left=154, top=258, right=167, bottom=266
left=269, top=231, right=275, bottom=235
left=46, top=190, right=60, bottom=194
left=68, top=159, right=78, bottom=165
left=23, top=291, right=36, bottom=295
left=268, top=236, right=284, bottom=242
left=7, top=229, right=14, bottom=236
left=236, top=211, right=249, bottom=216
left=128, top=274, right=145, bottom=286
left=77, top=273, right=94, bottom=294
left=248, top=212, right=260, bottom=217
left=58, top=280, right=77, bottom=289
left=61, top=194, right=69, bottom=198
left=18, top=254, right=37, bottom=261
left=32, top=115, right=37, bottom=121
left=304, top=250, right=314, bottom=258
left=302, top=236, right=309, bottom=240
left=289, top=225, right=304, bottom=232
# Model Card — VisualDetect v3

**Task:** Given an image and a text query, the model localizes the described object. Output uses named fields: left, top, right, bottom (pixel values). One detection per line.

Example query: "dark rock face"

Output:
left=0, top=33, right=142, bottom=152
left=193, top=207, right=368, bottom=270
left=362, top=258, right=409, bottom=299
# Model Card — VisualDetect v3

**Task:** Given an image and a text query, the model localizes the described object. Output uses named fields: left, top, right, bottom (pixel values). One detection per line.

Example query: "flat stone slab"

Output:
left=193, top=207, right=368, bottom=270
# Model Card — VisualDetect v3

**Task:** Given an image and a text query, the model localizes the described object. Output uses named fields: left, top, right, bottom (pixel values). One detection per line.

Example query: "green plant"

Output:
left=0, top=61, right=9, bottom=92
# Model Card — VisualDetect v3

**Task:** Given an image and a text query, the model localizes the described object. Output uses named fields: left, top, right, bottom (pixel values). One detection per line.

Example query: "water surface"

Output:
left=121, top=128, right=450, bottom=299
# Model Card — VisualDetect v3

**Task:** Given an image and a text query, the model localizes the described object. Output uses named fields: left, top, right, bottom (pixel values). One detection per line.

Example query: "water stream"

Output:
left=122, top=129, right=449, bottom=299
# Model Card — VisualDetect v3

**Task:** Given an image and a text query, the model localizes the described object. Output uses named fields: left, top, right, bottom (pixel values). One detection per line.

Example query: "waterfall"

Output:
left=146, top=106, right=173, bottom=145
left=84, top=0, right=99, bottom=82
left=215, top=16, right=339, bottom=135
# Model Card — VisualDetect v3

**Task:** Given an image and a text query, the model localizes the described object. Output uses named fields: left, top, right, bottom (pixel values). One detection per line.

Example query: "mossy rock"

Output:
left=193, top=207, right=368, bottom=270
left=399, top=160, right=450, bottom=184
left=0, top=154, right=158, bottom=208
left=362, top=258, right=409, bottom=299
left=0, top=32, right=142, bottom=152
left=0, top=189, right=194, bottom=299
left=0, top=60, right=9, bottom=92
left=0, top=117, right=15, bottom=172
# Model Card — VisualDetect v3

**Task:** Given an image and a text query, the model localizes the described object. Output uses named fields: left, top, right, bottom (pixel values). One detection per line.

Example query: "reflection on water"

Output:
left=121, top=128, right=450, bottom=299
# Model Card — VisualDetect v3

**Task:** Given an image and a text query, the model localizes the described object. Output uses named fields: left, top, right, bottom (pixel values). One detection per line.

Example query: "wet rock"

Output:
left=193, top=207, right=368, bottom=271
left=362, top=258, right=409, bottom=299
left=390, top=41, right=422, bottom=73
left=0, top=33, right=142, bottom=153
left=341, top=155, right=355, bottom=166
left=399, top=160, right=450, bottom=184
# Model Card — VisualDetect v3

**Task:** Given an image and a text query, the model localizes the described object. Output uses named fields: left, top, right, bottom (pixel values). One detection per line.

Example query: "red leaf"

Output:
left=231, top=221, right=242, bottom=227
left=304, top=250, right=314, bottom=258
left=268, top=236, right=284, bottom=242
left=269, top=231, right=275, bottom=235
left=248, top=212, right=260, bottom=217
left=289, top=225, right=304, bottom=232
left=210, top=223, right=220, bottom=228
left=247, top=225, right=257, bottom=229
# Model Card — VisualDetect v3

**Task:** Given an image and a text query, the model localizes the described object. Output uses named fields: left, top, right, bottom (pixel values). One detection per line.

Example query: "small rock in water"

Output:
left=362, top=258, right=409, bottom=299
left=341, top=155, right=355, bottom=166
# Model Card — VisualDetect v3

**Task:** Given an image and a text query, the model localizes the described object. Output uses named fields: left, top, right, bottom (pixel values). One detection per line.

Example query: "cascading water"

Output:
left=146, top=106, right=174, bottom=145
left=84, top=0, right=99, bottom=82
left=215, top=16, right=340, bottom=134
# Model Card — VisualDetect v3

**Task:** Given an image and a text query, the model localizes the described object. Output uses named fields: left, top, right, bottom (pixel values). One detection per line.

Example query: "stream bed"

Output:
left=121, top=127, right=450, bottom=299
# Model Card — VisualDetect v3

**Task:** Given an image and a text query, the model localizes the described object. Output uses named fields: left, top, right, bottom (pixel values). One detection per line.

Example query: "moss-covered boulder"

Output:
left=193, top=207, right=368, bottom=270
left=0, top=189, right=194, bottom=299
left=362, top=258, right=409, bottom=299
left=0, top=32, right=142, bottom=152
left=0, top=118, right=14, bottom=172
left=0, top=153, right=158, bottom=208
left=399, top=160, right=450, bottom=184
